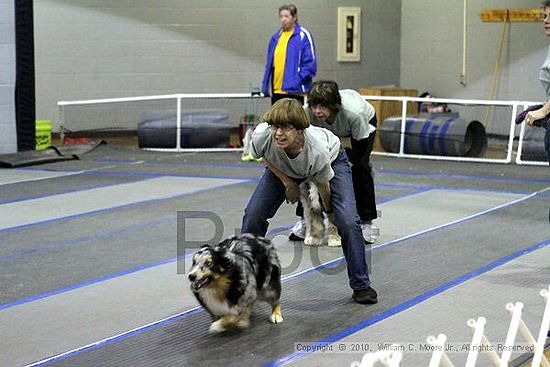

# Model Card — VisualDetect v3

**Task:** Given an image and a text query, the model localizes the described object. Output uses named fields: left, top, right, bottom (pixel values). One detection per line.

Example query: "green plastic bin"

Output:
left=35, top=120, right=52, bottom=150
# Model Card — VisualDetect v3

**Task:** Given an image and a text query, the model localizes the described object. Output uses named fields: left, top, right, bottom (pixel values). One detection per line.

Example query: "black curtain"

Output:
left=14, top=0, right=35, bottom=151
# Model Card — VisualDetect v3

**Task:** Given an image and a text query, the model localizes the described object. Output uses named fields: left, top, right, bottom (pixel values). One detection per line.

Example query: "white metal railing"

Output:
left=58, top=93, right=262, bottom=153
left=351, top=285, right=550, bottom=367
left=57, top=93, right=548, bottom=164
left=361, top=95, right=547, bottom=166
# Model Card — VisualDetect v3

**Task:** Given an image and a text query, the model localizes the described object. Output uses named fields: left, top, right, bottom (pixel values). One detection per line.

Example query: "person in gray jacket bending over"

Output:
left=289, top=80, right=380, bottom=243
left=241, top=98, right=377, bottom=304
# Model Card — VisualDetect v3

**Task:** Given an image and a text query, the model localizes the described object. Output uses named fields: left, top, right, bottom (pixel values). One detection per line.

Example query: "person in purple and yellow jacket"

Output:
left=261, top=4, right=317, bottom=105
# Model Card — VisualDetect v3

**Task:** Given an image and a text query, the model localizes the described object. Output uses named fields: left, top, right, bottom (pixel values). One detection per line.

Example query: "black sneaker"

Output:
left=352, top=287, right=378, bottom=304
left=289, top=233, right=305, bottom=241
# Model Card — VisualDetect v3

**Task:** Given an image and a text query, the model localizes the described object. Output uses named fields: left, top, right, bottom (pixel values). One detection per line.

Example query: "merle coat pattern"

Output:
left=187, top=234, right=283, bottom=333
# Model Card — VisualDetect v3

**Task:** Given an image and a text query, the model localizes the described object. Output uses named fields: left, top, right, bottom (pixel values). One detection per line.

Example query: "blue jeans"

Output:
left=242, top=150, right=372, bottom=290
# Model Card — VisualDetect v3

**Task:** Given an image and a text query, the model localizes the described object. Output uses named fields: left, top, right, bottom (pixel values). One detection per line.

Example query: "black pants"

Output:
left=348, top=130, right=377, bottom=221
left=271, top=93, right=305, bottom=105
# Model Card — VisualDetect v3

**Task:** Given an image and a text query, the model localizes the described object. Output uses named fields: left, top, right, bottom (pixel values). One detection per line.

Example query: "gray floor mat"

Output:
left=0, top=147, right=547, bottom=367
left=19, top=193, right=549, bottom=367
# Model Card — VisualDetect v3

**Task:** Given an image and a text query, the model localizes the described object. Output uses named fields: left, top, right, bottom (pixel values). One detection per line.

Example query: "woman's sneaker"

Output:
left=361, top=221, right=380, bottom=244
left=289, top=219, right=306, bottom=241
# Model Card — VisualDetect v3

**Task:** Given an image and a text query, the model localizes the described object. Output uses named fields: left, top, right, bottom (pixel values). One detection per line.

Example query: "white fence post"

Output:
left=427, top=334, right=454, bottom=367
left=351, top=347, right=403, bottom=367
left=500, top=302, right=523, bottom=366
left=352, top=285, right=549, bottom=367
left=465, top=317, right=486, bottom=367
left=532, top=285, right=550, bottom=367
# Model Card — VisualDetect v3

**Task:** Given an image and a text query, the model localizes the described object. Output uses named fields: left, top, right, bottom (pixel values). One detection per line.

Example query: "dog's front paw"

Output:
left=209, top=320, right=226, bottom=333
left=269, top=314, right=284, bottom=324
left=327, top=233, right=341, bottom=247
left=327, top=224, right=341, bottom=247
left=304, top=235, right=322, bottom=246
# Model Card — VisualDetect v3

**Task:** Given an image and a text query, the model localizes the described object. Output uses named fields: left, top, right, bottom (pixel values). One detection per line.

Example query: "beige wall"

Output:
left=401, top=0, right=547, bottom=135
left=34, top=0, right=402, bottom=131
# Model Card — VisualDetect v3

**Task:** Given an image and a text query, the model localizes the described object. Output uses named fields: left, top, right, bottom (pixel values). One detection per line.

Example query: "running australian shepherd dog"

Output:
left=187, top=234, right=283, bottom=333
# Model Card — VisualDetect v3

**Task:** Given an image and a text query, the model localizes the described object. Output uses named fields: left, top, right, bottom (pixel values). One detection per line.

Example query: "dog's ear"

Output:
left=210, top=245, right=231, bottom=273
left=212, top=245, right=226, bottom=254
left=196, top=244, right=211, bottom=254
left=216, top=236, right=235, bottom=248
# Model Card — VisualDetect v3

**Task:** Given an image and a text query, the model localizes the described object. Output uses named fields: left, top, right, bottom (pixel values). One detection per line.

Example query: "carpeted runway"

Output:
left=0, top=144, right=548, bottom=367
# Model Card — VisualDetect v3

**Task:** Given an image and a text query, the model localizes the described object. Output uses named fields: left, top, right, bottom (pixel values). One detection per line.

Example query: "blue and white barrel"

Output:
left=379, top=114, right=487, bottom=157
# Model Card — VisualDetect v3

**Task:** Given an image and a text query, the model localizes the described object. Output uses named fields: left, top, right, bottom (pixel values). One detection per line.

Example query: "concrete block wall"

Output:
left=0, top=0, right=17, bottom=154
left=401, top=0, right=547, bottom=135
left=34, top=0, right=401, bottom=132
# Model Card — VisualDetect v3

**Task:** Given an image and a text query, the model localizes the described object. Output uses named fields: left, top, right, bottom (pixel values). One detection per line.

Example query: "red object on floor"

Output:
left=63, top=137, right=93, bottom=145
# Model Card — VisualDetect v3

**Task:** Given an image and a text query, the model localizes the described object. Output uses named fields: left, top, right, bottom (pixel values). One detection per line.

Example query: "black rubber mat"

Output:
left=0, top=141, right=104, bottom=168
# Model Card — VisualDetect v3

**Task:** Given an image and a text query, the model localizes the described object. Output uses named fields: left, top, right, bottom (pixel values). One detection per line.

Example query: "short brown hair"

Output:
left=279, top=4, right=298, bottom=20
left=307, top=80, right=342, bottom=116
left=263, top=98, right=309, bottom=130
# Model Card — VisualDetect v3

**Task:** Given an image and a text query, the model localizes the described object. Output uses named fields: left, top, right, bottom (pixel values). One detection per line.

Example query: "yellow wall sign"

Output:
left=481, top=9, right=543, bottom=22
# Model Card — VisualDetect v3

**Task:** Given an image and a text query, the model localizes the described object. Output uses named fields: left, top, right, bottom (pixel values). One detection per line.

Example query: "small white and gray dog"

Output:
left=187, top=234, right=283, bottom=333
left=299, top=181, right=341, bottom=247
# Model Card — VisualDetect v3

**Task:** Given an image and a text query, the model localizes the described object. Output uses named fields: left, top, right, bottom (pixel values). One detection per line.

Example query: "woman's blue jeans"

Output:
left=241, top=150, right=372, bottom=290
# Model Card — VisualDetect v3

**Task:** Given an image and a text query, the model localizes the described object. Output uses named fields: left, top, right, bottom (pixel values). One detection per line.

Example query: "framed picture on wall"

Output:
left=337, top=7, right=361, bottom=62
